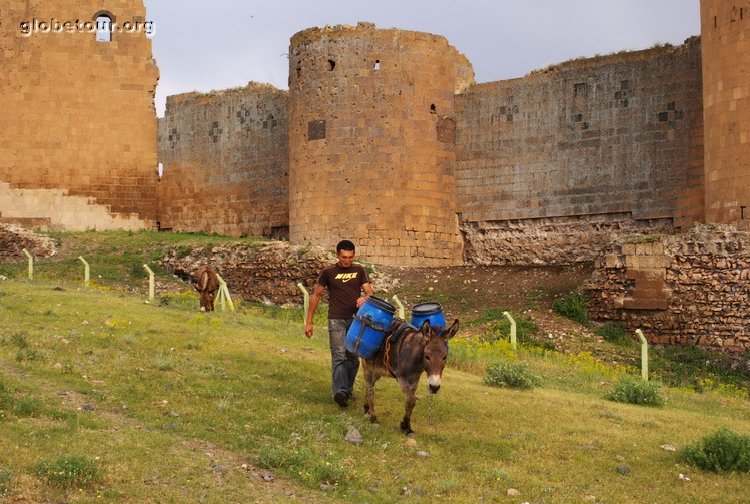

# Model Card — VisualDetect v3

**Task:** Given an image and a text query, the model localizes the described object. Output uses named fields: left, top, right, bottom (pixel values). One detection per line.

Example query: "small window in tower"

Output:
left=714, top=16, right=717, bottom=28
left=574, top=82, right=587, bottom=97
left=296, top=66, right=301, bottom=78
left=96, top=15, right=112, bottom=42
left=327, top=59, right=335, bottom=71
left=374, top=60, right=380, bottom=71
left=430, top=104, right=437, bottom=114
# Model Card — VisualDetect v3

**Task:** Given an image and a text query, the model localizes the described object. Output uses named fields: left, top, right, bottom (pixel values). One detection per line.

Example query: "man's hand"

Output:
left=304, top=322, right=314, bottom=338
left=356, top=296, right=368, bottom=308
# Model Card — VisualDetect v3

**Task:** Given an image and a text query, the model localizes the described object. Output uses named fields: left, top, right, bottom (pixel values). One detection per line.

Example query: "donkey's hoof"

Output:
left=400, top=421, right=413, bottom=434
left=369, top=415, right=379, bottom=424
left=363, top=403, right=370, bottom=414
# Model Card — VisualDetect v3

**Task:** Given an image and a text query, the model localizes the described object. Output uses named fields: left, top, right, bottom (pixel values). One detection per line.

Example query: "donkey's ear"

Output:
left=443, top=319, right=460, bottom=340
left=420, top=319, right=432, bottom=338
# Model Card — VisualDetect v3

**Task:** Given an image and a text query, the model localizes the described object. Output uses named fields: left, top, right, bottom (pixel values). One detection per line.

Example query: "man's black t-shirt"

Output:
left=317, top=263, right=370, bottom=320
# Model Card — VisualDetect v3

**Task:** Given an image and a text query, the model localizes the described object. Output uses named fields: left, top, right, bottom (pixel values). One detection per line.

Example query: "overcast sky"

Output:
left=144, top=0, right=701, bottom=117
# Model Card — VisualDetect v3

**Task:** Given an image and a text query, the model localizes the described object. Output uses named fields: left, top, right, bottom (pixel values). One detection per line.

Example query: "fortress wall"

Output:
left=701, top=0, right=750, bottom=229
left=0, top=0, right=159, bottom=226
left=288, top=23, right=474, bottom=266
left=456, top=40, right=705, bottom=265
left=156, top=84, right=289, bottom=238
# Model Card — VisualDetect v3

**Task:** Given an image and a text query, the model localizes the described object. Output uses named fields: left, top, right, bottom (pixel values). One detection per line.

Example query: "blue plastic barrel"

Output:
left=411, top=302, right=446, bottom=329
left=345, top=297, right=396, bottom=358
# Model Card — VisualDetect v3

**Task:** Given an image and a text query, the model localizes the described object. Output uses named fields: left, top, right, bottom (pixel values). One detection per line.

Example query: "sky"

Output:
left=144, top=0, right=701, bottom=117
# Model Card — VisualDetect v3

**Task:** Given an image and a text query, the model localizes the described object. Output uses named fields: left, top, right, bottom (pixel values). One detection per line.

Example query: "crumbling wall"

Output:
left=0, top=224, right=56, bottom=263
left=161, top=241, right=336, bottom=305
left=0, top=0, right=159, bottom=227
left=456, top=39, right=705, bottom=265
left=587, top=225, right=750, bottom=353
left=157, top=83, right=289, bottom=238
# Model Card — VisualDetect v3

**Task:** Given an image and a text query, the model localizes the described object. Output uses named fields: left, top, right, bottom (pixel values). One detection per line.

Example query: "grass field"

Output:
left=1, top=231, right=749, bottom=503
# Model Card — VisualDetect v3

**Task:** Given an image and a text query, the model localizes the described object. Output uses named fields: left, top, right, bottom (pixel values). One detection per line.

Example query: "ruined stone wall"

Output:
left=0, top=0, right=159, bottom=227
left=456, top=40, right=705, bottom=265
left=700, top=0, right=750, bottom=229
left=587, top=225, right=750, bottom=353
left=157, top=84, right=289, bottom=238
left=161, top=241, right=336, bottom=305
left=288, top=23, right=474, bottom=267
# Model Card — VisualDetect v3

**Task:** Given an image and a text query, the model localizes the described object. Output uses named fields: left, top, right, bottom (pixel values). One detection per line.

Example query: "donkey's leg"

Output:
left=363, top=364, right=379, bottom=423
left=397, top=377, right=418, bottom=434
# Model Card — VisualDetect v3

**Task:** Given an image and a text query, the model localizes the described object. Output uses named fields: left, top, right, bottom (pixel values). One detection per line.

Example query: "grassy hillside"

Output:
left=0, top=231, right=749, bottom=502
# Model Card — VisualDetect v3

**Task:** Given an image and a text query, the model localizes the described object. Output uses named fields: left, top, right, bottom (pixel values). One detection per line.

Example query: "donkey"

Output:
left=193, top=265, right=219, bottom=312
left=361, top=318, right=459, bottom=434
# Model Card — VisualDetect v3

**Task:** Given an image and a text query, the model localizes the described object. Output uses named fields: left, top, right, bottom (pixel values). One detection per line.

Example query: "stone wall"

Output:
left=700, top=0, right=750, bottom=229
left=456, top=39, right=705, bottom=264
left=587, top=225, right=750, bottom=353
left=161, top=242, right=336, bottom=305
left=461, top=214, right=675, bottom=266
left=157, top=83, right=289, bottom=238
left=288, top=23, right=474, bottom=267
left=0, top=224, right=56, bottom=263
left=0, top=182, right=148, bottom=231
left=0, top=0, right=159, bottom=226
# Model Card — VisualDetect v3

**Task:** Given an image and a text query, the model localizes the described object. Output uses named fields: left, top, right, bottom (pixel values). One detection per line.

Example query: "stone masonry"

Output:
left=457, top=40, right=705, bottom=264
left=587, top=225, right=750, bottom=353
left=287, top=23, right=474, bottom=267
left=0, top=0, right=159, bottom=228
left=157, top=83, right=289, bottom=237
left=701, top=0, right=750, bottom=229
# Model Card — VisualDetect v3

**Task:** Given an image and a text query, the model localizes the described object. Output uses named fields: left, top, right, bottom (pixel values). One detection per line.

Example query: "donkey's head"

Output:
left=194, top=283, right=215, bottom=312
left=420, top=319, right=460, bottom=394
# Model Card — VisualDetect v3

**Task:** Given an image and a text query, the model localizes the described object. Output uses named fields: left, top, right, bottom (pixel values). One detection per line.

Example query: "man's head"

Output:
left=336, top=240, right=356, bottom=268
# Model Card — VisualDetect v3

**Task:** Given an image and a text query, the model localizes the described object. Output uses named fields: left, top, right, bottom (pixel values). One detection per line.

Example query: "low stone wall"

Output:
left=461, top=214, right=674, bottom=265
left=161, top=241, right=337, bottom=305
left=0, top=224, right=56, bottom=263
left=587, top=224, right=750, bottom=353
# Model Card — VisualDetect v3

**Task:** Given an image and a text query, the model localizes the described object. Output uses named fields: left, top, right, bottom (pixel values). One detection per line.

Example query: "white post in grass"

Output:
left=503, top=311, right=517, bottom=350
left=216, top=274, right=234, bottom=312
left=636, top=329, right=649, bottom=381
left=392, top=295, right=406, bottom=320
left=143, top=264, right=155, bottom=303
left=22, top=248, right=33, bottom=279
left=297, top=283, right=309, bottom=324
left=78, top=256, right=90, bottom=287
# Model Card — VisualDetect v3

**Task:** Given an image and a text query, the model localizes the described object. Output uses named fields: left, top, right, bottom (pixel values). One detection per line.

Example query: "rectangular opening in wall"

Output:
left=742, top=206, right=749, bottom=219
left=307, top=119, right=326, bottom=141
left=574, top=82, right=587, bottom=97
left=374, top=60, right=380, bottom=70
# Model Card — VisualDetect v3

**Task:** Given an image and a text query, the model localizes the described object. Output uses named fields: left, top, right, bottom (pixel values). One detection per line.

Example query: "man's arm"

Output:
left=356, top=282, right=375, bottom=308
left=305, top=284, right=325, bottom=338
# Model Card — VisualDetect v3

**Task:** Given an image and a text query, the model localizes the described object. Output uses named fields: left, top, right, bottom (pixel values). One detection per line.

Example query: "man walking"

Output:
left=305, top=240, right=374, bottom=407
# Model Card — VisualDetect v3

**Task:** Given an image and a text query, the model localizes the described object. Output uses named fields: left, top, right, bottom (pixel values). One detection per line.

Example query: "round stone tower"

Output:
left=287, top=22, right=474, bottom=266
left=700, top=0, right=750, bottom=229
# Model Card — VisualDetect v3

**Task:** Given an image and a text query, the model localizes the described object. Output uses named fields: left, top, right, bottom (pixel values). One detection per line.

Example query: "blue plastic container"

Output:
left=345, top=297, right=396, bottom=358
left=411, top=302, right=446, bottom=329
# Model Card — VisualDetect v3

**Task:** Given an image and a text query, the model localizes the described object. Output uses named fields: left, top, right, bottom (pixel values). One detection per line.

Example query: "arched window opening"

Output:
left=96, top=15, right=112, bottom=42
left=327, top=59, right=336, bottom=71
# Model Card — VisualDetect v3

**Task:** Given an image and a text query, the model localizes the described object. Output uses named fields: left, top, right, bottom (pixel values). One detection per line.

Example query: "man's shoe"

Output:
left=333, top=391, right=348, bottom=407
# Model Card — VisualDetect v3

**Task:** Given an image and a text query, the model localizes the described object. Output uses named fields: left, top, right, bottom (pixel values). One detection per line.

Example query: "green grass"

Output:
left=553, top=291, right=589, bottom=326
left=483, top=360, right=542, bottom=389
left=1, top=280, right=749, bottom=502
left=681, top=428, right=750, bottom=473
left=34, top=455, right=101, bottom=488
left=605, top=378, right=665, bottom=406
